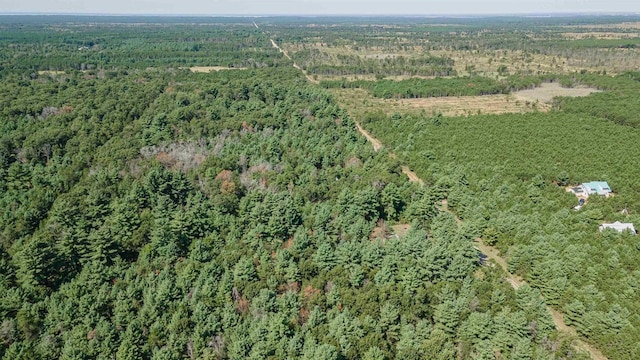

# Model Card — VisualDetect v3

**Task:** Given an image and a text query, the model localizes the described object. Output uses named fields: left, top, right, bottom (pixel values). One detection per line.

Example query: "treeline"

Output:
left=321, top=76, right=544, bottom=99
left=537, top=38, right=640, bottom=50
left=290, top=49, right=455, bottom=77
left=0, top=24, right=287, bottom=74
left=554, top=71, right=640, bottom=127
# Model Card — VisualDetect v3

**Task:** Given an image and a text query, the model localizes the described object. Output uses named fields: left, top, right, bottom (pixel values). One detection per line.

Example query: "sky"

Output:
left=1, top=0, right=639, bottom=16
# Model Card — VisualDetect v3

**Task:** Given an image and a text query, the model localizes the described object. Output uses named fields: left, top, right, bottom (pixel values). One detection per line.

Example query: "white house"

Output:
left=599, top=221, right=636, bottom=235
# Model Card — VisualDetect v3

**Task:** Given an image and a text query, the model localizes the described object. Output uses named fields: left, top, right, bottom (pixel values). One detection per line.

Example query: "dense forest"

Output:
left=0, top=17, right=598, bottom=360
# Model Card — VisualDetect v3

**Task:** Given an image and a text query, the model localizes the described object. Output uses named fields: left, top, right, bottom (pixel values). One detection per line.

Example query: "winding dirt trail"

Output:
left=401, top=166, right=424, bottom=185
left=356, top=123, right=607, bottom=360
left=355, top=123, right=382, bottom=151
left=475, top=237, right=607, bottom=360
left=269, top=39, right=318, bottom=84
left=254, top=21, right=317, bottom=84
left=354, top=123, right=424, bottom=185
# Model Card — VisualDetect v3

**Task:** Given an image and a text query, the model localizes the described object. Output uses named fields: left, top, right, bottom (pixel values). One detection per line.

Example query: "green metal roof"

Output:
left=582, top=181, right=611, bottom=192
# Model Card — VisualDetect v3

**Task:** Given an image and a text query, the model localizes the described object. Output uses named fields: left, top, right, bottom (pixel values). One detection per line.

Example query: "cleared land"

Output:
left=286, top=40, right=640, bottom=78
left=433, top=48, right=640, bottom=77
left=399, top=94, right=549, bottom=115
left=37, top=70, right=66, bottom=75
left=562, top=31, right=640, bottom=39
left=334, top=89, right=544, bottom=117
left=334, top=83, right=599, bottom=118
left=564, top=22, right=640, bottom=30
left=514, top=82, right=601, bottom=103
left=184, top=66, right=247, bottom=73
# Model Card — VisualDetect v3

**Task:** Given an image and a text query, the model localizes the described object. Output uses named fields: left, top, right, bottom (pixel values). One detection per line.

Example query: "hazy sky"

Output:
left=2, top=0, right=640, bottom=15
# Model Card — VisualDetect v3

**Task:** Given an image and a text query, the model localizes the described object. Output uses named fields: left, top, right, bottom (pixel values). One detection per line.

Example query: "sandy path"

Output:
left=475, top=238, right=607, bottom=360
left=355, top=122, right=382, bottom=151
left=269, top=39, right=318, bottom=84
left=354, top=123, right=424, bottom=185
left=401, top=166, right=424, bottom=185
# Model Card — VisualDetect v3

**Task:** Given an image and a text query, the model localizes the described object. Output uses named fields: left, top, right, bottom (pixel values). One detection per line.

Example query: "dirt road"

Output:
left=475, top=238, right=607, bottom=360
left=354, top=123, right=424, bottom=185
left=401, top=166, right=424, bottom=185
left=268, top=39, right=318, bottom=84
left=355, top=122, right=382, bottom=151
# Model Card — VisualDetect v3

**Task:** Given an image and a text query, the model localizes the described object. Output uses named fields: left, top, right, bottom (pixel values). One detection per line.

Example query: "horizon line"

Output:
left=1, top=11, right=640, bottom=17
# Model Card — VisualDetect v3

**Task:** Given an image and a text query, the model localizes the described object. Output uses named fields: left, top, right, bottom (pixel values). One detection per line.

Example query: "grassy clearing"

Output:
left=333, top=81, right=600, bottom=118
left=333, top=88, right=544, bottom=117
left=513, top=82, right=601, bottom=104
left=431, top=49, right=572, bottom=76
left=37, top=70, right=66, bottom=75
left=393, top=94, right=544, bottom=116
left=562, top=32, right=640, bottom=40
left=285, top=42, right=605, bottom=77
left=286, top=41, right=639, bottom=78
left=563, top=22, right=640, bottom=30
left=184, top=66, right=248, bottom=73
left=431, top=48, right=640, bottom=76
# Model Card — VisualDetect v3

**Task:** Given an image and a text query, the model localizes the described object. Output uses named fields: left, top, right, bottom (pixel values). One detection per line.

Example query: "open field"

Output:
left=333, top=89, right=541, bottom=117
left=432, top=49, right=572, bottom=76
left=562, top=31, right=640, bottom=40
left=37, top=70, right=66, bottom=75
left=397, top=94, right=546, bottom=115
left=283, top=42, right=640, bottom=79
left=513, top=82, right=601, bottom=103
left=184, top=66, right=248, bottom=72
left=563, top=22, right=640, bottom=30
left=333, top=83, right=600, bottom=117
left=434, top=48, right=640, bottom=76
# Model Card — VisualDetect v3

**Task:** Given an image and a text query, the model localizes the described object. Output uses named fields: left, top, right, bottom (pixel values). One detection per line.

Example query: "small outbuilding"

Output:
left=599, top=221, right=636, bottom=235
